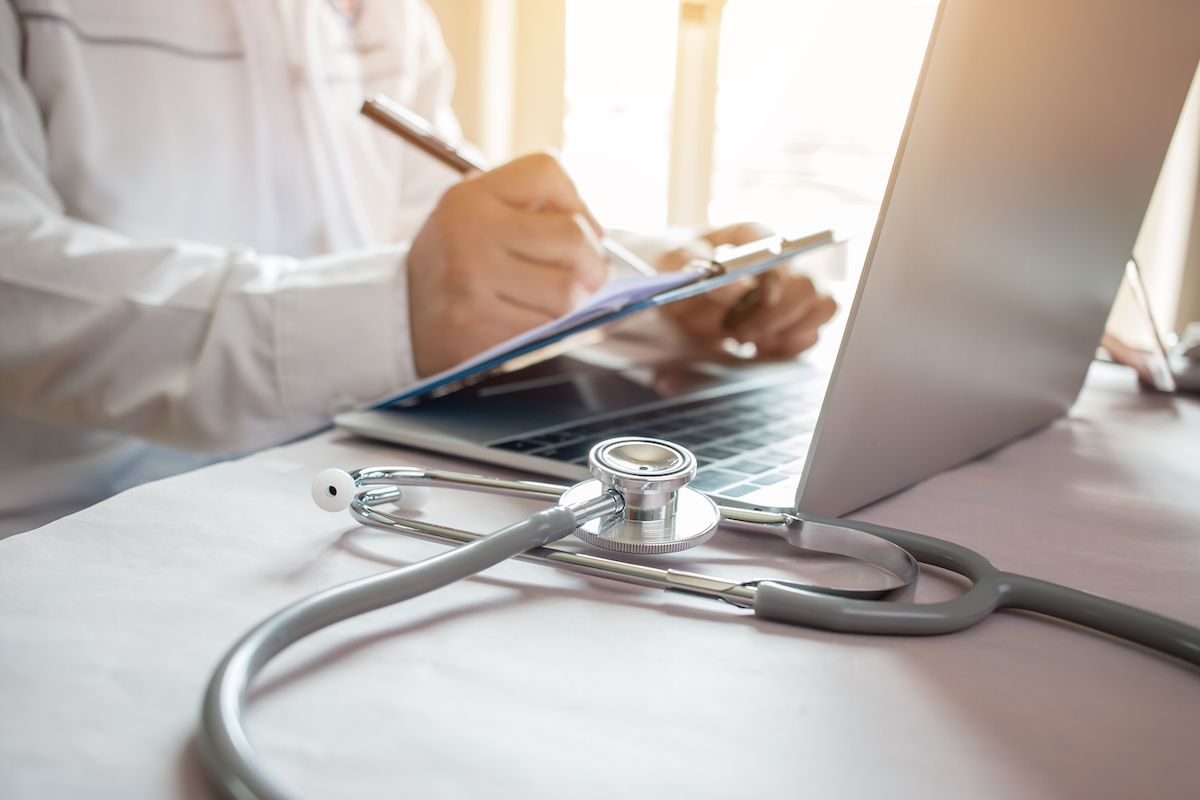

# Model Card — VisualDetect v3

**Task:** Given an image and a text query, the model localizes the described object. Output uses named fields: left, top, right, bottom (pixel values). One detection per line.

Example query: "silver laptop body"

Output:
left=338, top=0, right=1200, bottom=517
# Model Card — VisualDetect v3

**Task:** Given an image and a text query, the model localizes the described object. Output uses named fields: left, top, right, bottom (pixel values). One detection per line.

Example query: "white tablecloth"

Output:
left=2, top=362, right=1199, bottom=799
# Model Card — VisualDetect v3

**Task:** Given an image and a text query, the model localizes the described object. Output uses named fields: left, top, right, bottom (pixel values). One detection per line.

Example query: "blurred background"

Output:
left=426, top=0, right=1200, bottom=342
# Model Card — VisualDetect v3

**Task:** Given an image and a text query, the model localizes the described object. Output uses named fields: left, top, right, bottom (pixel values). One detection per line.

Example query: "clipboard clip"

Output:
left=686, top=233, right=829, bottom=278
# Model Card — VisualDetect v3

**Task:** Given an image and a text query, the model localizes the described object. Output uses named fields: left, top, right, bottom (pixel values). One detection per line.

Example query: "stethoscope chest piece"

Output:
left=559, top=437, right=720, bottom=554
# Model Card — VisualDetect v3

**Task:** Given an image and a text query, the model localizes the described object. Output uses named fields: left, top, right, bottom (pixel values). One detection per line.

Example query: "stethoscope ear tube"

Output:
left=753, top=577, right=1001, bottom=634
left=752, top=517, right=1000, bottom=634
left=997, top=574, right=1200, bottom=666
left=753, top=517, right=1200, bottom=667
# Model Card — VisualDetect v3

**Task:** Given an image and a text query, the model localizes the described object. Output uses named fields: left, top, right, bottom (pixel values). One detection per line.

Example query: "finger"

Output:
left=660, top=272, right=769, bottom=344
left=475, top=152, right=604, bottom=236
left=731, top=275, right=820, bottom=342
left=756, top=294, right=838, bottom=356
left=663, top=298, right=732, bottom=341
left=761, top=325, right=821, bottom=358
left=720, top=268, right=786, bottom=330
left=484, top=253, right=595, bottom=319
left=706, top=274, right=759, bottom=308
left=500, top=209, right=607, bottom=291
left=720, top=284, right=763, bottom=331
left=660, top=282, right=755, bottom=333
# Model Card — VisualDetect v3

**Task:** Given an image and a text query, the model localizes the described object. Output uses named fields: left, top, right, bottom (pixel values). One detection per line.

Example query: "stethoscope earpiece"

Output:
left=311, top=467, right=432, bottom=513
left=312, top=468, right=356, bottom=512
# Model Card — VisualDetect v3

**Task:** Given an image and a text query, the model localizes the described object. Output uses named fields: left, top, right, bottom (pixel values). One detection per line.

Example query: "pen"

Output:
left=361, top=94, right=657, bottom=278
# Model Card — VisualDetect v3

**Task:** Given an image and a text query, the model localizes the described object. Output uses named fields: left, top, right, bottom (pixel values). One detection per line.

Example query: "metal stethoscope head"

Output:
left=559, top=437, right=721, bottom=554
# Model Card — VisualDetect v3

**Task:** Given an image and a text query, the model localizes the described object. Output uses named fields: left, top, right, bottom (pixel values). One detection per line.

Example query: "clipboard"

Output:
left=380, top=229, right=836, bottom=407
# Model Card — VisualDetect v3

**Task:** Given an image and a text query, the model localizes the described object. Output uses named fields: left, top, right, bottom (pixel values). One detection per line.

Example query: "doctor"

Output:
left=0, top=1, right=837, bottom=535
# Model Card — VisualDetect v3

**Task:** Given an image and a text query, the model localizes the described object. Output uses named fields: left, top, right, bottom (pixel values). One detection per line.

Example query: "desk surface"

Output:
left=2, top=362, right=1199, bottom=800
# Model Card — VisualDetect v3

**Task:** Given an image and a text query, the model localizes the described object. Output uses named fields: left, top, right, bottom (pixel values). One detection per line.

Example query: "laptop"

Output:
left=338, top=0, right=1200, bottom=517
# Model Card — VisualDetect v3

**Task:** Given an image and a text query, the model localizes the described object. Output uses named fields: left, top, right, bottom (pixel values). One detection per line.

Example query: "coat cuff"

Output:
left=274, top=244, right=416, bottom=428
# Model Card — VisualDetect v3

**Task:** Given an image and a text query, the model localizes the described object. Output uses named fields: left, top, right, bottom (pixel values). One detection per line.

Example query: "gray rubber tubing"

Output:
left=198, top=505, right=580, bottom=800
left=753, top=515, right=1200, bottom=668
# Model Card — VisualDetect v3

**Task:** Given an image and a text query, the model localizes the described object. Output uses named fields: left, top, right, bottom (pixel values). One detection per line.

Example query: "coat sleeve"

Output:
left=0, top=6, right=418, bottom=454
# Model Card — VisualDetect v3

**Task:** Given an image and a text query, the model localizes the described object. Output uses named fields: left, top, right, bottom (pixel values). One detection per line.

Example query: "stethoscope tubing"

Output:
left=756, top=519, right=1200, bottom=666
left=999, top=573, right=1200, bottom=664
left=199, top=503, right=596, bottom=800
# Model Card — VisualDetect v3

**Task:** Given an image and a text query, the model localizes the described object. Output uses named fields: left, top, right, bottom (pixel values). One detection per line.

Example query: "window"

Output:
left=708, top=0, right=937, bottom=236
left=560, top=0, right=938, bottom=236
left=561, top=1, right=679, bottom=230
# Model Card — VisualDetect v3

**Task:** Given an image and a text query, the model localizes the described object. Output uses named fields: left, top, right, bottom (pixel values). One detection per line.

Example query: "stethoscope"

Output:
left=199, top=437, right=1200, bottom=800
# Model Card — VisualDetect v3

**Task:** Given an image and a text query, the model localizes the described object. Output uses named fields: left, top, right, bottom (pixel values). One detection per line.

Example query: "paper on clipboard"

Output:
left=381, top=229, right=835, bottom=406
left=464, top=271, right=697, bottom=363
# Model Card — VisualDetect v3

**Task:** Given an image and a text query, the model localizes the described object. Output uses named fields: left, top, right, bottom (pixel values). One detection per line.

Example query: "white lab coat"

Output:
left=0, top=0, right=463, bottom=534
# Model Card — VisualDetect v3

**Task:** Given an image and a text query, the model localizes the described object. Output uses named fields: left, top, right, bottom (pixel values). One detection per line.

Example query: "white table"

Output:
left=2, top=362, right=1198, bottom=799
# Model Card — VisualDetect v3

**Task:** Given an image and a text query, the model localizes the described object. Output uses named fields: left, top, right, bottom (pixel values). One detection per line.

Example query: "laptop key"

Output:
left=668, top=435, right=710, bottom=451
left=689, top=468, right=746, bottom=492
left=694, top=445, right=740, bottom=461
left=744, top=449, right=793, bottom=466
left=741, top=429, right=790, bottom=446
left=719, top=483, right=762, bottom=498
left=699, top=423, right=743, bottom=439
left=647, top=419, right=696, bottom=435
left=751, top=471, right=792, bottom=488
left=570, top=422, right=616, bottom=437
left=724, top=458, right=774, bottom=475
left=721, top=436, right=761, bottom=454
left=536, top=430, right=582, bottom=444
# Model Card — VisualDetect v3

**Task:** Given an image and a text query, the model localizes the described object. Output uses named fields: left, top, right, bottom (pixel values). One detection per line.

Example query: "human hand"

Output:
left=656, top=223, right=837, bottom=357
left=407, top=153, right=608, bottom=376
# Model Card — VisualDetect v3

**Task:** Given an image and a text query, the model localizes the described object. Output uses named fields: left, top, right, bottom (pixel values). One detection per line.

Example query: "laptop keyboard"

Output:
left=491, top=382, right=821, bottom=496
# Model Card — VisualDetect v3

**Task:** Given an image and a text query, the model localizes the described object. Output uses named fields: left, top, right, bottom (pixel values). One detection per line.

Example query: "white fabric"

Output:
left=0, top=362, right=1198, bottom=799
left=0, top=0, right=462, bottom=533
